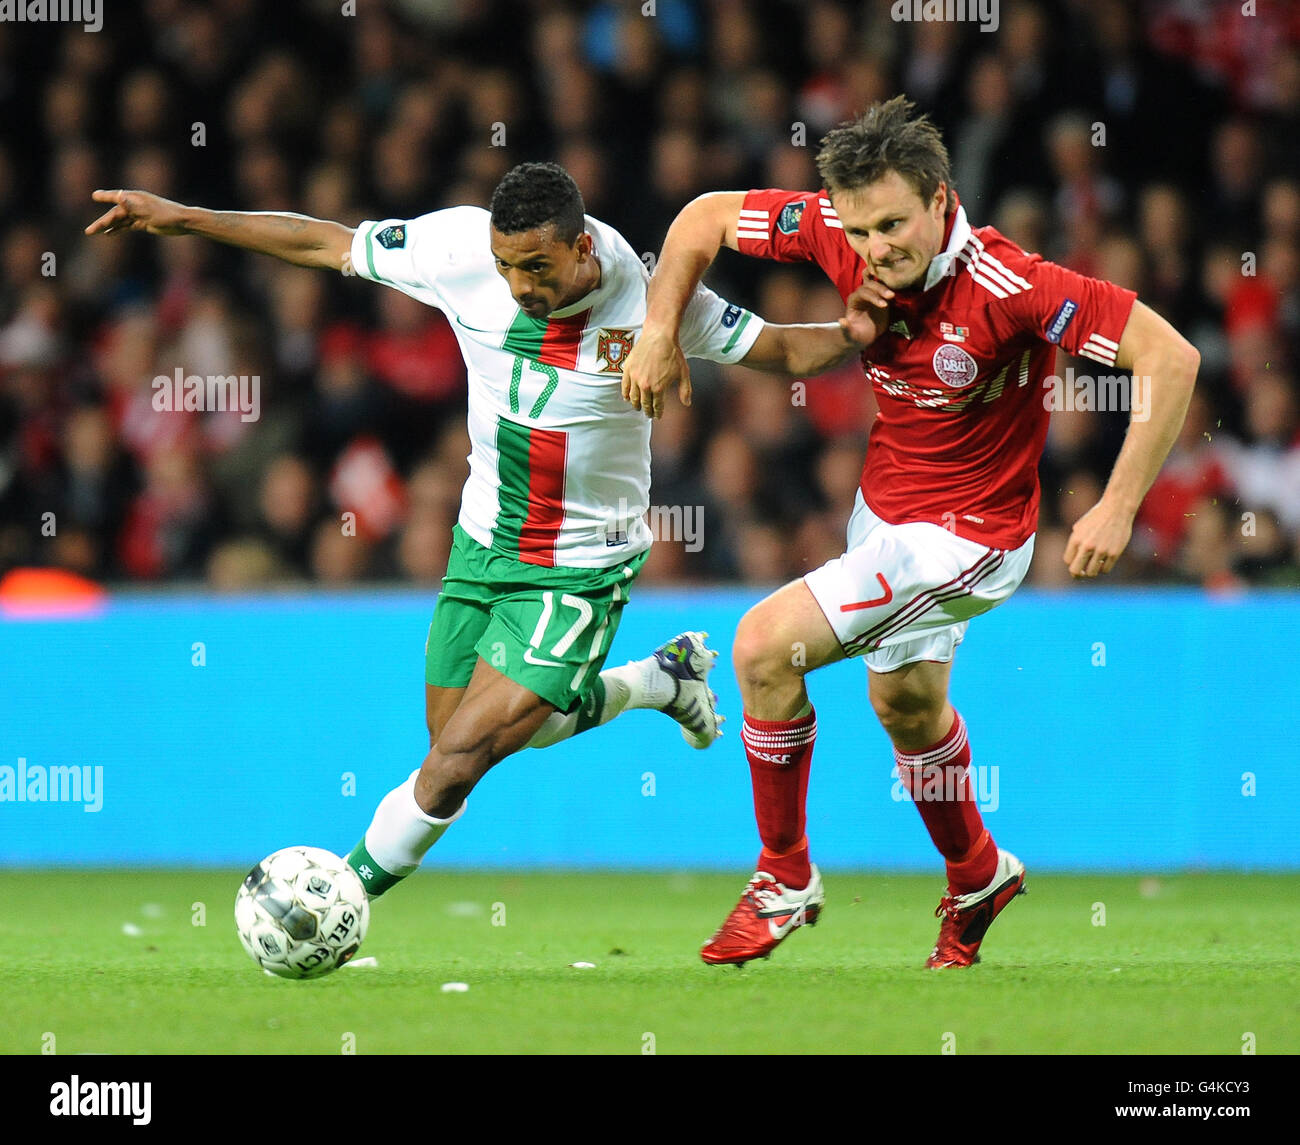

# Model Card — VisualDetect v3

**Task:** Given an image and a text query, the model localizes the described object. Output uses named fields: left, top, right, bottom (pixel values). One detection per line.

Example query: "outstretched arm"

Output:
left=1064, top=300, right=1200, bottom=578
left=739, top=279, right=891, bottom=376
left=622, top=193, right=746, bottom=418
left=85, top=189, right=354, bottom=273
left=626, top=191, right=890, bottom=412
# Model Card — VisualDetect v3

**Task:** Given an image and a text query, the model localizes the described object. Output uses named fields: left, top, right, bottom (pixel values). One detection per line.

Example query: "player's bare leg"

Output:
left=347, top=659, right=554, bottom=896
left=731, top=579, right=843, bottom=719
left=869, top=658, right=1025, bottom=968
left=354, top=626, right=724, bottom=901
left=866, top=658, right=953, bottom=752
left=425, top=683, right=467, bottom=749
left=415, top=658, right=556, bottom=817
left=702, top=579, right=842, bottom=965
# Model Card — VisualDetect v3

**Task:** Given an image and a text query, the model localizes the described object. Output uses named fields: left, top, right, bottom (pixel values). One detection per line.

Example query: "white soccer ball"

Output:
left=235, top=846, right=369, bottom=979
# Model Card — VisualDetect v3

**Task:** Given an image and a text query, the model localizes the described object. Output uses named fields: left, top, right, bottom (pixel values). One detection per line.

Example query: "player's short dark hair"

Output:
left=816, top=96, right=953, bottom=212
left=489, top=162, right=586, bottom=245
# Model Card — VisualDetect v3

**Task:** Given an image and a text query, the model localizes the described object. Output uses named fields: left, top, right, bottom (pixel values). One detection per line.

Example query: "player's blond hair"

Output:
left=816, top=95, right=953, bottom=213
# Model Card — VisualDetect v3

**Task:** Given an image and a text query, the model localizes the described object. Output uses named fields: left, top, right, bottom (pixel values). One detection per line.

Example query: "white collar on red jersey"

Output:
left=921, top=204, right=972, bottom=292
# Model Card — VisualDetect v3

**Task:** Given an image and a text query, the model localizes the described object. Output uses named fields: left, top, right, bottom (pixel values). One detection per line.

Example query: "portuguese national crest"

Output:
left=596, top=328, right=635, bottom=373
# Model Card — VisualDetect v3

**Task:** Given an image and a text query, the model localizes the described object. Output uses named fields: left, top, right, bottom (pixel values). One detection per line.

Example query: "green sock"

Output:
left=528, top=675, right=627, bottom=748
left=346, top=839, right=405, bottom=898
left=573, top=676, right=607, bottom=735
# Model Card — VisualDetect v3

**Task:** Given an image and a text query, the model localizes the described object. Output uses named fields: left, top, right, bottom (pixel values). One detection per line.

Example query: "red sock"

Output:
left=895, top=711, right=997, bottom=893
left=742, top=709, right=816, bottom=888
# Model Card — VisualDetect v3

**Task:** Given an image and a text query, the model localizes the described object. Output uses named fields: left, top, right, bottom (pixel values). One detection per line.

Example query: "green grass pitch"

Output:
left=1, top=870, right=1294, bottom=1055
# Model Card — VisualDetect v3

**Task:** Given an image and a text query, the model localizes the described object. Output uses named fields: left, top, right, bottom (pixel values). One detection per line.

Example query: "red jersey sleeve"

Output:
left=990, top=242, right=1138, bottom=368
left=736, top=189, right=864, bottom=300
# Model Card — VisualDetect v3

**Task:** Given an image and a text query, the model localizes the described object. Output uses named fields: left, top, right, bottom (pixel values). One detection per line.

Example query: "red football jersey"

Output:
left=737, top=190, right=1138, bottom=549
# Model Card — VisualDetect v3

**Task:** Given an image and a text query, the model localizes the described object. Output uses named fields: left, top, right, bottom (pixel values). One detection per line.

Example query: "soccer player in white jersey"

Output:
left=623, top=98, right=1201, bottom=968
left=86, top=163, right=878, bottom=900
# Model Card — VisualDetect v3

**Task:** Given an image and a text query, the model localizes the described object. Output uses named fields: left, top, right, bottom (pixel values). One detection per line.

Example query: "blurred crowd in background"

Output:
left=1, top=0, right=1298, bottom=593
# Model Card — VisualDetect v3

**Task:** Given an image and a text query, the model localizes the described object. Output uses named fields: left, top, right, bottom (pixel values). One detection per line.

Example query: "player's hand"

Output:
left=1064, top=499, right=1134, bottom=578
left=622, top=326, right=690, bottom=419
left=841, top=273, right=894, bottom=347
left=85, top=189, right=190, bottom=237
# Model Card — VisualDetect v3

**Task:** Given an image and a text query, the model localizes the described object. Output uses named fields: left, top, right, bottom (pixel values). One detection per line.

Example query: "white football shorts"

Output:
left=804, top=490, right=1034, bottom=674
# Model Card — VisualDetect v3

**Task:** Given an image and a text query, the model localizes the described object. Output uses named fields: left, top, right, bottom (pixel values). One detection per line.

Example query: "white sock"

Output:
left=612, top=656, right=679, bottom=710
left=364, top=769, right=465, bottom=876
left=526, top=656, right=677, bottom=749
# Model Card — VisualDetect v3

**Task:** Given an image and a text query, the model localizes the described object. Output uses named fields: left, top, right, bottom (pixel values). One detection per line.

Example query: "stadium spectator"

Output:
left=1045, top=112, right=1124, bottom=273
left=1223, top=371, right=1300, bottom=534
left=1137, top=184, right=1197, bottom=330
left=254, top=453, right=320, bottom=580
left=1132, top=391, right=1233, bottom=568
left=950, top=55, right=1020, bottom=216
left=54, top=404, right=137, bottom=580
left=1180, top=496, right=1247, bottom=594
left=1235, top=506, right=1300, bottom=587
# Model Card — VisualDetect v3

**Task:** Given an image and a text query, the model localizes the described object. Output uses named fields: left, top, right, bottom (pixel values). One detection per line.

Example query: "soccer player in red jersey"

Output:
left=622, top=96, right=1201, bottom=968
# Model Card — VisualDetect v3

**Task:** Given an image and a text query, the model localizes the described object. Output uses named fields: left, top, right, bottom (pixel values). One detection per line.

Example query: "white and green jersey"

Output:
left=350, top=206, right=763, bottom=568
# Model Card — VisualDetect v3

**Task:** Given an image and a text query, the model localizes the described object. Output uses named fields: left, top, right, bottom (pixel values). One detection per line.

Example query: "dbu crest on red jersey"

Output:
left=932, top=343, right=978, bottom=388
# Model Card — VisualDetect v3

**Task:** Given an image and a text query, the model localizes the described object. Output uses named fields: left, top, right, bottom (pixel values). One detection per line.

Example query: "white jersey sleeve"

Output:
left=349, top=206, right=488, bottom=309
left=679, top=283, right=765, bottom=363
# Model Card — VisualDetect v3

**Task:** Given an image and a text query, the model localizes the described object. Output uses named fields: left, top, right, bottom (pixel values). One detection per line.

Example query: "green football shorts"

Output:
left=425, top=525, right=648, bottom=712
